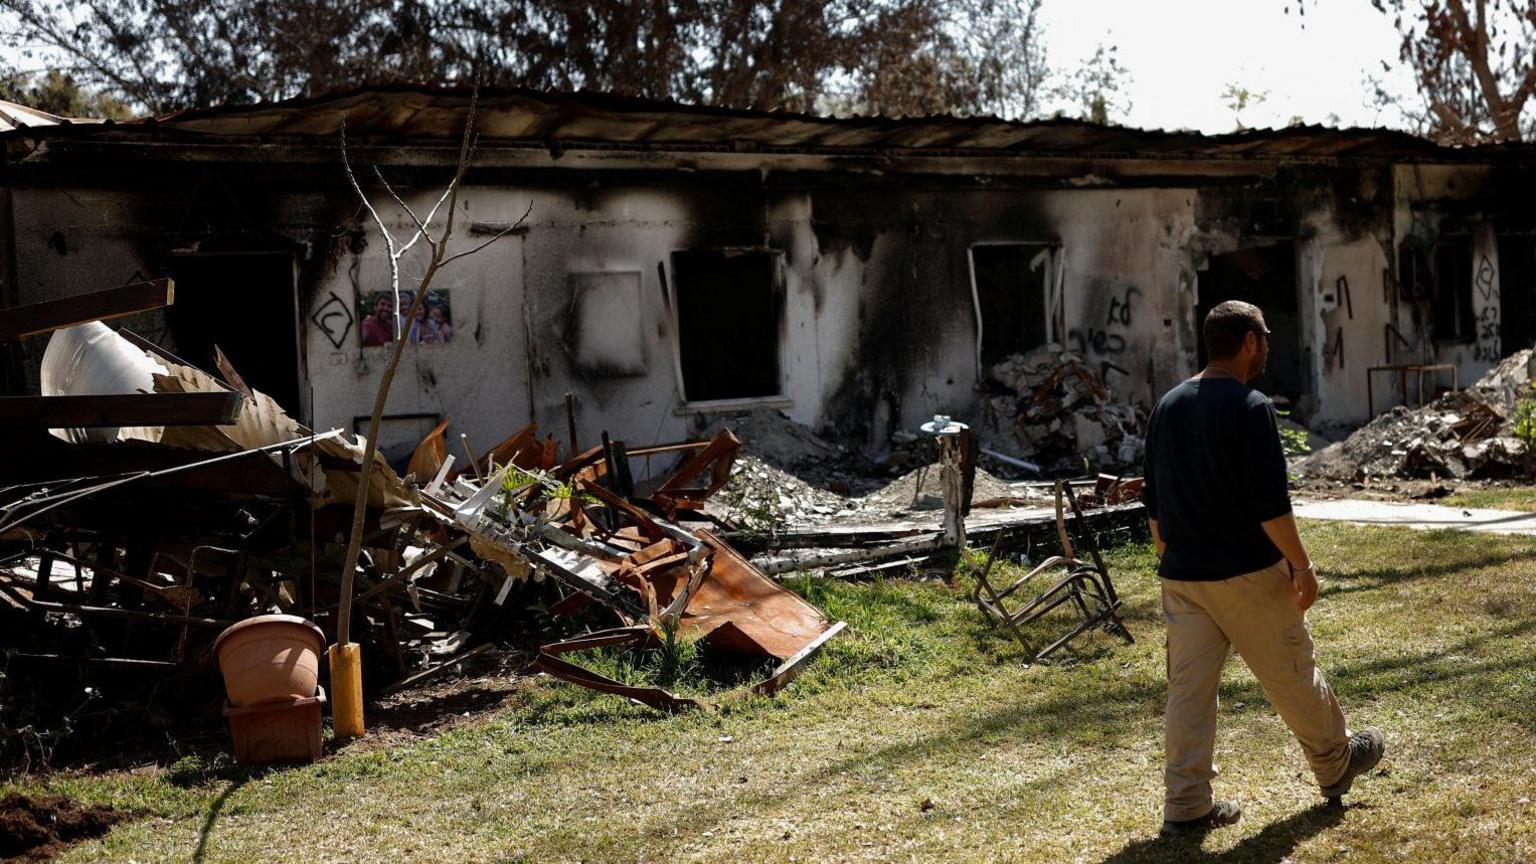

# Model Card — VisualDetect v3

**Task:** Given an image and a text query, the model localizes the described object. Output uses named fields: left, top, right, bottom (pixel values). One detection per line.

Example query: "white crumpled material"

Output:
left=39, top=321, right=168, bottom=444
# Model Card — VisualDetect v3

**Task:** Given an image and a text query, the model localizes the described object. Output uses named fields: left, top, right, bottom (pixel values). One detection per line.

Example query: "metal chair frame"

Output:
left=971, top=481, right=1133, bottom=661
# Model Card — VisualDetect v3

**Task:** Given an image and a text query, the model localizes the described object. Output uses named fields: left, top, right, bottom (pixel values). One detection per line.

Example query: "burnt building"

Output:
left=2, top=85, right=1533, bottom=464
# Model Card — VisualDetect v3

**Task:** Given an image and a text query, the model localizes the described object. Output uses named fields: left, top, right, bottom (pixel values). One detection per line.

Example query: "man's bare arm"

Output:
left=1261, top=512, right=1318, bottom=611
left=1149, top=518, right=1166, bottom=558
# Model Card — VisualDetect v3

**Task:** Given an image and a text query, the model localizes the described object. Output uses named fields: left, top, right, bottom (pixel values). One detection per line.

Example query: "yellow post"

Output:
left=328, top=642, right=364, bottom=738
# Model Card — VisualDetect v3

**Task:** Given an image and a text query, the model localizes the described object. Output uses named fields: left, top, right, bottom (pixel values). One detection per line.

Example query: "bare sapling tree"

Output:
left=335, top=91, right=531, bottom=648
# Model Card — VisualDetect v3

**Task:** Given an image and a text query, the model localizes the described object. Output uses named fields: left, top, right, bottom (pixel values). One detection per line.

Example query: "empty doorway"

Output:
left=1196, top=242, right=1303, bottom=401
left=167, top=253, right=302, bottom=415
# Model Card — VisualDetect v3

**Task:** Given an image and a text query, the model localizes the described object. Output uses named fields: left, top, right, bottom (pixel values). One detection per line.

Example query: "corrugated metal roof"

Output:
left=0, top=100, right=78, bottom=133
left=2, top=84, right=1510, bottom=161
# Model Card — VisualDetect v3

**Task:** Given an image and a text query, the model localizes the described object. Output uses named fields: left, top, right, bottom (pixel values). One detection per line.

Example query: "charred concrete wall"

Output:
left=1392, top=164, right=1528, bottom=386
left=299, top=182, right=1203, bottom=461
left=7, top=153, right=1525, bottom=461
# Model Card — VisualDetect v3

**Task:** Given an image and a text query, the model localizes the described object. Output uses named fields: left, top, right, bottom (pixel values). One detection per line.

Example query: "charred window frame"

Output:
left=664, top=248, right=787, bottom=411
left=1398, top=237, right=1476, bottom=343
left=968, top=242, right=1060, bottom=378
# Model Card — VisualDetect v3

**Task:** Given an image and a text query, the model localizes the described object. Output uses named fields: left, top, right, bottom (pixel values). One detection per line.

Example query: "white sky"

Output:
left=1038, top=0, right=1422, bottom=132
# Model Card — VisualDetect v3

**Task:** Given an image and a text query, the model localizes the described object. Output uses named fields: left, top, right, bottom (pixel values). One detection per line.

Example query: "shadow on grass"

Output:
left=1216, top=616, right=1536, bottom=728
left=1319, top=542, right=1536, bottom=599
left=1100, top=802, right=1345, bottom=864
left=191, top=777, right=247, bottom=864
left=610, top=672, right=1168, bottom=853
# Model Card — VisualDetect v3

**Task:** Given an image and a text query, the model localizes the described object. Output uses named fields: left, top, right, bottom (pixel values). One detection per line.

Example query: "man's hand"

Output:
left=1290, top=562, right=1318, bottom=611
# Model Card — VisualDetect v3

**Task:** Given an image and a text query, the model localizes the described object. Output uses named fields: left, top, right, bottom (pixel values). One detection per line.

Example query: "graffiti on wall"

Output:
left=1068, top=286, right=1140, bottom=356
left=310, top=292, right=354, bottom=350
left=1473, top=254, right=1501, bottom=363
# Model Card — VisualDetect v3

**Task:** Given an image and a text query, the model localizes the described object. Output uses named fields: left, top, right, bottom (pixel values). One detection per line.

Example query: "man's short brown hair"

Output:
left=1203, top=300, right=1268, bottom=360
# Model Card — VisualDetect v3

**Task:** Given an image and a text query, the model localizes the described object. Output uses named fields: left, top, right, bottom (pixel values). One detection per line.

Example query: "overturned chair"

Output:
left=971, top=480, right=1134, bottom=661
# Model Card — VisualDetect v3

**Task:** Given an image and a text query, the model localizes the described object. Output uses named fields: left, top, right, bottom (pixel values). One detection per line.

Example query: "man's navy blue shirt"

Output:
left=1141, top=376, right=1292, bottom=581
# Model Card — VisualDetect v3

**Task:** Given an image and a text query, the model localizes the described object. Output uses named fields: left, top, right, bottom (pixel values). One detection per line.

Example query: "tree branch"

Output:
left=440, top=198, right=533, bottom=267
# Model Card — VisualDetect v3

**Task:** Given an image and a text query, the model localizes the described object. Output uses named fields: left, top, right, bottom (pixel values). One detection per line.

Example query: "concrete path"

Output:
left=1294, top=498, right=1536, bottom=536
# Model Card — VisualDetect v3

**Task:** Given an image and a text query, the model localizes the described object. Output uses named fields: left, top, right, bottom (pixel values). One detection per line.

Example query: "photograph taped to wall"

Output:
left=358, top=289, right=454, bottom=347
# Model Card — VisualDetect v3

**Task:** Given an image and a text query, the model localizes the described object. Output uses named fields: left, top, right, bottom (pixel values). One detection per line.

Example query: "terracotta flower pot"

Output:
left=213, top=615, right=326, bottom=707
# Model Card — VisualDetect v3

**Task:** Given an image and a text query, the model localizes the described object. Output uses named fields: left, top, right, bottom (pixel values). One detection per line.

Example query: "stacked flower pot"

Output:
left=213, top=615, right=328, bottom=765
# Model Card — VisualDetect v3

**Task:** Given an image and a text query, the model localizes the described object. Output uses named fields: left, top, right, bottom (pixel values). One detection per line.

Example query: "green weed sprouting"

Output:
left=1512, top=384, right=1536, bottom=450
left=1274, top=408, right=1312, bottom=459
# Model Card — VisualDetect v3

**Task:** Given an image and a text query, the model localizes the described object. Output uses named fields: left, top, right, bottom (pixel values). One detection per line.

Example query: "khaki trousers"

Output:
left=1162, top=560, right=1350, bottom=821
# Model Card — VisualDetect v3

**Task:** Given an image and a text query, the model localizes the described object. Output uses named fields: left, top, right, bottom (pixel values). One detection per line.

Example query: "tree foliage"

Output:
left=1057, top=43, right=1131, bottom=125
left=1360, top=0, right=1536, bottom=142
left=0, top=0, right=1051, bottom=119
left=0, top=68, right=132, bottom=119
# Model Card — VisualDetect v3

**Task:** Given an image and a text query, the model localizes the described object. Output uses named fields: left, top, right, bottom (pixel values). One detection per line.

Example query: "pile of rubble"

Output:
left=1299, top=349, right=1535, bottom=482
left=0, top=298, right=856, bottom=760
left=711, top=455, right=860, bottom=531
left=984, top=345, right=1147, bottom=474
left=0, top=282, right=1150, bottom=763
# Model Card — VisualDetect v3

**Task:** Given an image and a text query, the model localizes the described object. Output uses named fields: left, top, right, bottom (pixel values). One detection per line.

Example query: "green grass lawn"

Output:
left=1441, top=484, right=1536, bottom=512
left=8, top=521, right=1536, bottom=863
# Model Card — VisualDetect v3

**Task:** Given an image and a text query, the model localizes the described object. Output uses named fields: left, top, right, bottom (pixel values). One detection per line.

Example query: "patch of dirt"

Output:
left=864, top=464, right=1020, bottom=512
left=0, top=793, right=128, bottom=862
left=339, top=648, right=536, bottom=753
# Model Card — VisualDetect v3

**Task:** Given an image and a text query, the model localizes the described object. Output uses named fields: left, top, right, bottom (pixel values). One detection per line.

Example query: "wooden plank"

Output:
left=6, top=653, right=180, bottom=670
left=0, top=278, right=173, bottom=341
left=0, top=579, right=234, bottom=628
left=0, top=392, right=244, bottom=428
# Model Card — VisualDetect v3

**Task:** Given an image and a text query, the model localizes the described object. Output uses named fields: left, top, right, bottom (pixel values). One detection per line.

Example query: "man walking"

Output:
left=1141, top=300, right=1384, bottom=835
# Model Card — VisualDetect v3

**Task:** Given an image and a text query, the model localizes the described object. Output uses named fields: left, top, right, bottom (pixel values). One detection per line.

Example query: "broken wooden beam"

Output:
left=0, top=392, right=245, bottom=428
left=0, top=278, right=173, bottom=341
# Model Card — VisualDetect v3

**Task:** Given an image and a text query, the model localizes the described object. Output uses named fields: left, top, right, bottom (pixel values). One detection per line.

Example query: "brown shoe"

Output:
left=1321, top=727, right=1386, bottom=799
left=1160, top=800, right=1242, bottom=836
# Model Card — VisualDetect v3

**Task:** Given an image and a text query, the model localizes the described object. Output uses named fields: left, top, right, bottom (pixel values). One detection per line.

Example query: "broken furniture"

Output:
left=970, top=481, right=1133, bottom=661
left=0, top=302, right=849, bottom=745
left=1365, top=363, right=1459, bottom=418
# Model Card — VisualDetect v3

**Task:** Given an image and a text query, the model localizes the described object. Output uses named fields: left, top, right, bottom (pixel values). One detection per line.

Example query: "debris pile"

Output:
left=713, top=455, right=858, bottom=531
left=984, top=345, right=1147, bottom=473
left=0, top=283, right=1147, bottom=760
left=1299, top=349, right=1535, bottom=482
left=0, top=315, right=848, bottom=756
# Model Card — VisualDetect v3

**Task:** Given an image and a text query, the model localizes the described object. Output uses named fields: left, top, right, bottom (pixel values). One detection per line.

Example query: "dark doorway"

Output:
left=671, top=249, right=781, bottom=402
left=1499, top=235, right=1535, bottom=352
left=971, top=243, right=1051, bottom=368
left=1197, top=242, right=1303, bottom=400
left=167, top=253, right=302, bottom=415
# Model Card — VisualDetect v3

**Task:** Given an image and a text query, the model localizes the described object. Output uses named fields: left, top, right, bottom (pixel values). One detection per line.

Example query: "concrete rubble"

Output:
left=1298, top=349, right=1535, bottom=482
left=983, top=345, right=1148, bottom=474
